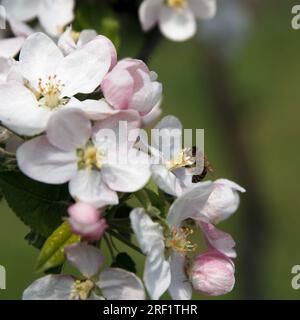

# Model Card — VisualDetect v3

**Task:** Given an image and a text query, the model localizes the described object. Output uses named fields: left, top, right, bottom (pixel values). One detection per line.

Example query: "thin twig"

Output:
left=137, top=28, right=162, bottom=64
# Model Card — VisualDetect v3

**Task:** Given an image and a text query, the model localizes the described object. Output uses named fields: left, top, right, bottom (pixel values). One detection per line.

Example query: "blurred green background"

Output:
left=1, top=0, right=300, bottom=299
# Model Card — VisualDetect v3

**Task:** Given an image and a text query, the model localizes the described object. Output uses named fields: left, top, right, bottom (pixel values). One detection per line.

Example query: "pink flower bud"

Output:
left=191, top=251, right=235, bottom=296
left=68, top=203, right=108, bottom=241
left=101, top=58, right=162, bottom=116
left=141, top=102, right=162, bottom=128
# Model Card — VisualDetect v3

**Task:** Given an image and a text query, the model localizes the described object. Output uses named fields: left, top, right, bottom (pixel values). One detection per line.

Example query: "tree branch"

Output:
left=137, top=28, right=162, bottom=64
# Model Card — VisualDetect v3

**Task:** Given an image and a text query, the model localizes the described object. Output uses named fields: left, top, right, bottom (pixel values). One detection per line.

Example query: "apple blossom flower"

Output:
left=191, top=250, right=235, bottom=296
left=0, top=32, right=114, bottom=136
left=58, top=26, right=117, bottom=70
left=23, top=243, right=145, bottom=300
left=200, top=179, right=246, bottom=223
left=68, top=202, right=109, bottom=241
left=139, top=0, right=217, bottom=42
left=130, top=182, right=214, bottom=300
left=101, top=58, right=162, bottom=116
left=17, top=108, right=151, bottom=207
left=165, top=180, right=239, bottom=298
left=144, top=115, right=202, bottom=197
left=1, top=0, right=75, bottom=37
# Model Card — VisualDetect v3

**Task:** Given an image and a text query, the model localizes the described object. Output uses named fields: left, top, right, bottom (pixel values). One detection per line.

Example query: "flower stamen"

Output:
left=166, top=0, right=187, bottom=9
left=37, top=75, right=65, bottom=109
left=166, top=227, right=197, bottom=255
left=166, top=148, right=195, bottom=171
left=69, top=279, right=94, bottom=300
left=71, top=31, right=81, bottom=43
left=77, top=142, right=105, bottom=170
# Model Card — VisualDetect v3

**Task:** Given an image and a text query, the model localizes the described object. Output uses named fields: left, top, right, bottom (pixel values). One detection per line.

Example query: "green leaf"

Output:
left=36, top=222, right=80, bottom=273
left=0, top=171, right=72, bottom=237
left=111, top=252, right=136, bottom=273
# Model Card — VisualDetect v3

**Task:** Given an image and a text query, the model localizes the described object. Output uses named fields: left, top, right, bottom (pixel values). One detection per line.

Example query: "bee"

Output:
left=184, top=146, right=214, bottom=183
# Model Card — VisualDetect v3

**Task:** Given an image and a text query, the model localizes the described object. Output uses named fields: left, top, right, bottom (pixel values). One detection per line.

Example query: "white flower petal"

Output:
left=216, top=178, right=246, bottom=193
left=46, top=108, right=91, bottom=151
left=167, top=182, right=214, bottom=227
left=18, top=33, right=64, bottom=90
left=65, top=243, right=104, bottom=278
left=98, top=268, right=145, bottom=300
left=201, top=179, right=245, bottom=222
left=17, top=136, right=77, bottom=184
left=102, top=150, right=151, bottom=193
left=139, top=0, right=163, bottom=31
left=144, top=241, right=171, bottom=300
left=22, top=275, right=74, bottom=300
left=152, top=115, right=182, bottom=159
left=3, top=0, right=39, bottom=21
left=159, top=5, right=196, bottom=42
left=59, top=38, right=111, bottom=97
left=129, top=69, right=163, bottom=115
left=151, top=164, right=183, bottom=197
left=130, top=208, right=165, bottom=253
left=57, top=26, right=76, bottom=55
left=69, top=170, right=119, bottom=207
left=78, top=30, right=98, bottom=47
left=38, top=0, right=75, bottom=37
left=0, top=37, right=25, bottom=58
left=0, top=57, right=14, bottom=84
left=168, top=252, right=192, bottom=300
left=130, top=208, right=170, bottom=299
left=67, top=98, right=119, bottom=121
left=188, top=0, right=217, bottom=20
left=0, top=84, right=50, bottom=135
left=200, top=222, right=237, bottom=258
left=9, top=18, right=35, bottom=37
left=92, top=110, right=141, bottom=152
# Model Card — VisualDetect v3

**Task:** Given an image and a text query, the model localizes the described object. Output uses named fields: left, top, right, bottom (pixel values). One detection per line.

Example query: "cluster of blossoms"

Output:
left=0, top=1, right=244, bottom=301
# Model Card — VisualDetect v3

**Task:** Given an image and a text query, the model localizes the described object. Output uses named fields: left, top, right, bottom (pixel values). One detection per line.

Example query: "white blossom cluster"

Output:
left=0, top=0, right=246, bottom=301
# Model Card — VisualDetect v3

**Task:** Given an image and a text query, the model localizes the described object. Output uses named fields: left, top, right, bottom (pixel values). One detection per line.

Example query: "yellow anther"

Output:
left=69, top=279, right=94, bottom=300
left=37, top=75, right=64, bottom=109
left=166, top=148, right=195, bottom=171
left=77, top=143, right=105, bottom=170
left=166, top=0, right=187, bottom=9
left=166, top=227, right=197, bottom=255
left=71, top=31, right=80, bottom=43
